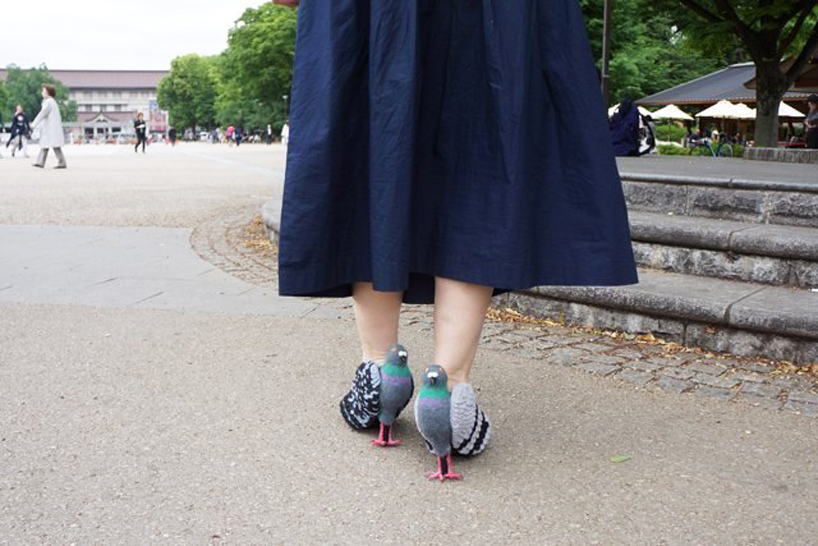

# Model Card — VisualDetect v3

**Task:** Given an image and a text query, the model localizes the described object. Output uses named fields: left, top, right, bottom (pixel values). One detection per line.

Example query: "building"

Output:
left=636, top=59, right=817, bottom=142
left=0, top=69, right=169, bottom=142
left=637, top=60, right=817, bottom=108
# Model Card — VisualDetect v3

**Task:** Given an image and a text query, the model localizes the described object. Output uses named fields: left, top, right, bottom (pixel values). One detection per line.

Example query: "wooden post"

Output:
left=601, top=0, right=613, bottom=106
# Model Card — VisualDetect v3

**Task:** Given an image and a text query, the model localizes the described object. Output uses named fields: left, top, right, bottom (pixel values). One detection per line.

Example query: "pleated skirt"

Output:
left=278, top=0, right=638, bottom=304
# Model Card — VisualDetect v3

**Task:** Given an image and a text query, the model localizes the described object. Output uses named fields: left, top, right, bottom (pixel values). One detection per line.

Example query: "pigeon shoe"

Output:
left=372, top=344, right=413, bottom=447
left=340, top=361, right=381, bottom=430
left=450, top=383, right=491, bottom=457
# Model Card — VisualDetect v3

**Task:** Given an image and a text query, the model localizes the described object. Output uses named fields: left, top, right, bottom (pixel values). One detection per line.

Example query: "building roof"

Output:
left=637, top=62, right=813, bottom=106
left=76, top=111, right=138, bottom=123
left=0, top=69, right=168, bottom=90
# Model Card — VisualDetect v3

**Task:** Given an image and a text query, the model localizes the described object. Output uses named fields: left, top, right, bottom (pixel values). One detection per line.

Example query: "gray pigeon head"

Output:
left=422, top=364, right=448, bottom=388
left=386, top=343, right=409, bottom=366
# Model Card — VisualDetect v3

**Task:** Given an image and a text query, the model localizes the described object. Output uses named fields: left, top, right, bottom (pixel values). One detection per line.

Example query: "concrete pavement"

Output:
left=617, top=155, right=818, bottom=185
left=1, top=144, right=818, bottom=543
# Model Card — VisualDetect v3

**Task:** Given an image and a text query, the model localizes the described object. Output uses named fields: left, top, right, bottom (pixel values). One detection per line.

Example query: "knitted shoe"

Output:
left=450, top=383, right=491, bottom=457
left=339, top=361, right=381, bottom=430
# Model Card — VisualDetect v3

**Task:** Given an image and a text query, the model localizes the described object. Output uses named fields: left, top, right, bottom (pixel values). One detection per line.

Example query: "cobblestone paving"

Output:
left=191, top=206, right=818, bottom=418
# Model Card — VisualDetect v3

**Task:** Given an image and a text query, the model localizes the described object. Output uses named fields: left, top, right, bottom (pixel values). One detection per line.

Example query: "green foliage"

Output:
left=653, top=0, right=818, bottom=59
left=657, top=144, right=692, bottom=155
left=655, top=123, right=688, bottom=142
left=651, top=1, right=818, bottom=146
left=0, top=82, right=9, bottom=126
left=580, top=0, right=728, bottom=105
left=157, top=54, right=219, bottom=130
left=216, top=4, right=297, bottom=132
left=659, top=141, right=744, bottom=157
left=2, top=64, right=77, bottom=123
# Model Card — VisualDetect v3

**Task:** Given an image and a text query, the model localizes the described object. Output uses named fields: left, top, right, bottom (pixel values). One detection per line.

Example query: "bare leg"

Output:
left=352, top=282, right=403, bottom=364
left=433, top=277, right=493, bottom=387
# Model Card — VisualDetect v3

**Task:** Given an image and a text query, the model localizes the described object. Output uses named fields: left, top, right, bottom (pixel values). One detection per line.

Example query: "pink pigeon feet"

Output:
left=428, top=454, right=462, bottom=482
left=372, top=423, right=402, bottom=447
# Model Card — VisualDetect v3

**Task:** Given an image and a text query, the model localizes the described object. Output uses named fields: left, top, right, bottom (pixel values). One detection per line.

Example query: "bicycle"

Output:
left=689, top=137, right=733, bottom=158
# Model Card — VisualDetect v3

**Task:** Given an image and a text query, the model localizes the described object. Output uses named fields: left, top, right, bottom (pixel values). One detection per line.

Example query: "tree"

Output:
left=2, top=64, right=77, bottom=122
left=580, top=0, right=729, bottom=106
left=217, top=4, right=297, bottom=132
left=157, top=54, right=219, bottom=131
left=0, top=82, right=9, bottom=127
left=654, top=0, right=818, bottom=147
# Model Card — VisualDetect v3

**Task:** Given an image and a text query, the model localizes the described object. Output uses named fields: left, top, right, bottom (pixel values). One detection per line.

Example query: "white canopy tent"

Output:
left=733, top=103, right=757, bottom=120
left=650, top=104, right=693, bottom=121
left=696, top=100, right=743, bottom=119
left=749, top=102, right=805, bottom=119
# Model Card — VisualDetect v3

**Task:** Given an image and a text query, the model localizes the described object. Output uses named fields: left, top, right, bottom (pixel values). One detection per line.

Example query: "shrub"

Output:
left=657, top=144, right=692, bottom=156
left=654, top=124, right=687, bottom=143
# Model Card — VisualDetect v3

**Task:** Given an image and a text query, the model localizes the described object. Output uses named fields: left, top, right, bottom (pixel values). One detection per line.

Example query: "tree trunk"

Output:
left=753, top=61, right=787, bottom=148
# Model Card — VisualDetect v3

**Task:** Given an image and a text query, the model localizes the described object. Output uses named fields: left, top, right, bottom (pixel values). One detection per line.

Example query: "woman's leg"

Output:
left=433, top=277, right=493, bottom=386
left=432, top=276, right=494, bottom=456
left=340, top=282, right=403, bottom=430
left=352, top=282, right=403, bottom=364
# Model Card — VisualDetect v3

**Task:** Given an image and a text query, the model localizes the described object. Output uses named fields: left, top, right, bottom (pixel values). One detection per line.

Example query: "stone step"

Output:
left=621, top=172, right=818, bottom=228
left=502, top=269, right=818, bottom=365
left=629, top=211, right=818, bottom=289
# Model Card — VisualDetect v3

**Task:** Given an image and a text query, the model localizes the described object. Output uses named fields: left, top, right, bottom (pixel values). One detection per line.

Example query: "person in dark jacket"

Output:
left=168, top=126, right=177, bottom=147
left=6, top=105, right=31, bottom=158
left=234, top=126, right=243, bottom=147
left=134, top=112, right=147, bottom=153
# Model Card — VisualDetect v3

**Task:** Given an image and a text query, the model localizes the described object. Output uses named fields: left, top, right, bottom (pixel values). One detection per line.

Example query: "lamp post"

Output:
left=601, top=0, right=613, bottom=106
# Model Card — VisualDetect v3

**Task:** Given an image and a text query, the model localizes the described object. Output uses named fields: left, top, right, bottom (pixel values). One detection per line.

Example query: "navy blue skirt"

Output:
left=278, top=0, right=638, bottom=304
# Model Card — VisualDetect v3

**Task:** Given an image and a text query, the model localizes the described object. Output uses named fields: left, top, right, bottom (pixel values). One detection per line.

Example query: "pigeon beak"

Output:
left=398, top=350, right=408, bottom=359
left=428, top=371, right=439, bottom=380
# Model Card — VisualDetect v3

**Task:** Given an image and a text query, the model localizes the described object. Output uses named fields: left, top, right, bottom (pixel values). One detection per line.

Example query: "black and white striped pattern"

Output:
left=450, top=383, right=491, bottom=457
left=339, top=361, right=381, bottom=430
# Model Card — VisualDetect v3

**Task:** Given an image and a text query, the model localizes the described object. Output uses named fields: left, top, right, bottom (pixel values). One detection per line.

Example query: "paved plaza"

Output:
left=1, top=144, right=817, bottom=543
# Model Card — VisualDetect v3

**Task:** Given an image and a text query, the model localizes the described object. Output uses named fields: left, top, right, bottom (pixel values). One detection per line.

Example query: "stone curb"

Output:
left=261, top=197, right=281, bottom=246
left=630, top=212, right=818, bottom=261
left=531, top=269, right=818, bottom=342
left=620, top=172, right=818, bottom=194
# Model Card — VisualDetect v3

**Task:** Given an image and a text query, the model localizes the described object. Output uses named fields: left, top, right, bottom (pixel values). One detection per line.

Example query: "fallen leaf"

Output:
left=610, top=455, right=631, bottom=464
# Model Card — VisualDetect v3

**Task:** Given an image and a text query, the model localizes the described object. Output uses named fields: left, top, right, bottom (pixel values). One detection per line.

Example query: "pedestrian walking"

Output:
left=134, top=113, right=147, bottom=153
left=226, top=125, right=235, bottom=146
left=275, top=0, right=637, bottom=478
left=6, top=105, right=31, bottom=158
left=280, top=121, right=289, bottom=145
left=806, top=94, right=818, bottom=149
left=234, top=126, right=243, bottom=147
left=266, top=124, right=273, bottom=145
left=31, top=83, right=67, bottom=169
left=169, top=126, right=177, bottom=147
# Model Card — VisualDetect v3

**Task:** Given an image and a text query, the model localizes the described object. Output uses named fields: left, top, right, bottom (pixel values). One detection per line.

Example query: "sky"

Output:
left=0, top=0, right=267, bottom=71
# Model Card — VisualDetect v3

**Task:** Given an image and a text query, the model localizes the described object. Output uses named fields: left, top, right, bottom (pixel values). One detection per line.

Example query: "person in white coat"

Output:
left=280, top=121, right=290, bottom=145
left=31, top=83, right=67, bottom=169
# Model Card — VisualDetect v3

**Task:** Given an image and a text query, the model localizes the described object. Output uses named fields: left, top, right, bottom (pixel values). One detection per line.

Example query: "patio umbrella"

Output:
left=695, top=100, right=742, bottom=119
left=733, top=103, right=757, bottom=120
left=749, top=102, right=806, bottom=119
left=650, top=104, right=693, bottom=121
